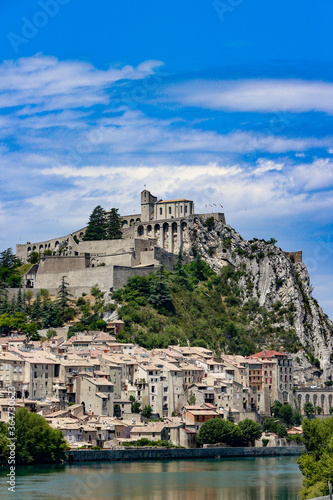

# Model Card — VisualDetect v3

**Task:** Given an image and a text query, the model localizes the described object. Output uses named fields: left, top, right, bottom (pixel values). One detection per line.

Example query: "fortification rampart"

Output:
left=295, top=387, right=333, bottom=415
left=284, top=251, right=303, bottom=263
left=38, top=254, right=90, bottom=274
left=35, top=266, right=114, bottom=292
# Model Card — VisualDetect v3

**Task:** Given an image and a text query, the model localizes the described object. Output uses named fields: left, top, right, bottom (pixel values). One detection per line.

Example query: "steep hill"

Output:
left=112, top=216, right=333, bottom=382
left=182, top=217, right=333, bottom=377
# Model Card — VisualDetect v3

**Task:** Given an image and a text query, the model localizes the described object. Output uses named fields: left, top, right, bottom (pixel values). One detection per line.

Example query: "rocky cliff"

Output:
left=183, top=217, right=333, bottom=380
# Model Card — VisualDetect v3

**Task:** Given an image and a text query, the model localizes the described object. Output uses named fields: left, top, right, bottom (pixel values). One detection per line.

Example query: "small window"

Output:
left=159, top=208, right=162, bottom=215
left=168, top=207, right=171, bottom=214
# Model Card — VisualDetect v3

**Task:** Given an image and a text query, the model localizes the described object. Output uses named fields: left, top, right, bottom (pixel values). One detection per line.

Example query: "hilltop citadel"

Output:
left=16, top=190, right=226, bottom=296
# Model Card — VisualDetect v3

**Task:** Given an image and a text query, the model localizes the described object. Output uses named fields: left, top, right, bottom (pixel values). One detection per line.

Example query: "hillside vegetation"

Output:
left=112, top=253, right=300, bottom=356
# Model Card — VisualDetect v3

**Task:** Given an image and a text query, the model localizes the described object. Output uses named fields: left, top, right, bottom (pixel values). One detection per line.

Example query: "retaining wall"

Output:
left=66, top=446, right=304, bottom=462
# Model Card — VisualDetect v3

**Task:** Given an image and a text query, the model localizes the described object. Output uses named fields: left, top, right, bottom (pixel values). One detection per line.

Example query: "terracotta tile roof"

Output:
left=157, top=199, right=192, bottom=204
left=248, top=350, right=286, bottom=359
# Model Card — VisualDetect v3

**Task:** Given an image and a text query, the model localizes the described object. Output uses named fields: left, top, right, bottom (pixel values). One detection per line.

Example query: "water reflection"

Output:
left=0, top=457, right=302, bottom=499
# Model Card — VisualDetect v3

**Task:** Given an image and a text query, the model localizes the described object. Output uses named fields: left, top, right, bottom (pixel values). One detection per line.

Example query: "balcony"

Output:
left=134, top=378, right=146, bottom=386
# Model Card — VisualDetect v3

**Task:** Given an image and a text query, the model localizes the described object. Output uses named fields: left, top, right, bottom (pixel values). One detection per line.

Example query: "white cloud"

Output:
left=293, top=158, right=333, bottom=191
left=0, top=55, right=163, bottom=112
left=162, top=79, right=333, bottom=114
left=68, top=110, right=333, bottom=157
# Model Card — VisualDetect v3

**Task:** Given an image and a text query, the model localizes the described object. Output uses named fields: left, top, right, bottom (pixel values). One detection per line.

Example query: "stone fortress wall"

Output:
left=295, top=387, right=333, bottom=415
left=283, top=251, right=303, bottom=263
left=16, top=191, right=226, bottom=296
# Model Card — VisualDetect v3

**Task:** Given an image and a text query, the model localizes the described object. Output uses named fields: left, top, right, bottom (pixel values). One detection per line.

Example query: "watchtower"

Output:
left=141, top=190, right=157, bottom=222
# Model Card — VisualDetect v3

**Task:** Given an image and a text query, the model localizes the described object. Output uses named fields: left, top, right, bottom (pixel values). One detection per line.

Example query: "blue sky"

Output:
left=1, top=0, right=333, bottom=317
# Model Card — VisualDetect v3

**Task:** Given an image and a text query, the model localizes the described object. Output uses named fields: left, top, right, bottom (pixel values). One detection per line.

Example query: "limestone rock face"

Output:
left=183, top=217, right=333, bottom=378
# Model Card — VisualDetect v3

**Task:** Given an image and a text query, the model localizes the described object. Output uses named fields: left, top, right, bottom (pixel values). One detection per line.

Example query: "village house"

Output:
left=75, top=374, right=114, bottom=416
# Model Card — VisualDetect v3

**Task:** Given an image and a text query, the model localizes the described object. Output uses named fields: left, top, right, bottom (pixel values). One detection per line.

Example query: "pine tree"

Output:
left=16, top=287, right=24, bottom=313
left=148, top=268, right=174, bottom=312
left=173, top=248, right=192, bottom=290
left=107, top=208, right=122, bottom=240
left=31, top=294, right=41, bottom=322
left=227, top=407, right=235, bottom=423
left=0, top=286, right=8, bottom=315
left=0, top=248, right=17, bottom=269
left=56, top=276, right=73, bottom=313
left=83, top=205, right=107, bottom=241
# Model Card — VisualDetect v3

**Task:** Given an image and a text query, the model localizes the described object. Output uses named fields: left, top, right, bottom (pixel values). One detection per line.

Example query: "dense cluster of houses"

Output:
left=0, top=327, right=296, bottom=448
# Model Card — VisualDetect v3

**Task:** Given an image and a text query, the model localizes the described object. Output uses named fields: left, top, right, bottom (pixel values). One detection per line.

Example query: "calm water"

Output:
left=0, top=457, right=303, bottom=500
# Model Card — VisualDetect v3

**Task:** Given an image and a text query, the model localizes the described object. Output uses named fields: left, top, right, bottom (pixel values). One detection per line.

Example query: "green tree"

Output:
left=304, top=402, right=315, bottom=416
left=276, top=424, right=287, bottom=438
left=90, top=284, right=105, bottom=317
left=278, top=404, right=294, bottom=426
left=148, top=269, right=174, bottom=313
left=0, top=313, right=14, bottom=335
left=187, top=254, right=212, bottom=282
left=271, top=400, right=283, bottom=417
left=28, top=251, right=40, bottom=264
left=46, top=329, right=57, bottom=339
left=107, top=208, right=123, bottom=239
left=196, top=418, right=236, bottom=446
left=83, top=205, right=107, bottom=241
left=30, top=294, right=42, bottom=322
left=316, top=406, right=322, bottom=415
left=293, top=409, right=303, bottom=426
left=10, top=408, right=66, bottom=464
left=56, top=276, right=73, bottom=314
left=129, top=396, right=141, bottom=414
left=298, top=417, right=333, bottom=499
left=238, top=419, right=262, bottom=446
left=205, top=217, right=215, bottom=231
left=16, top=287, right=24, bottom=313
left=263, top=418, right=278, bottom=434
left=141, top=405, right=153, bottom=419
left=227, top=407, right=235, bottom=423
left=22, top=323, right=40, bottom=340
left=0, top=248, right=18, bottom=269
left=173, top=249, right=192, bottom=290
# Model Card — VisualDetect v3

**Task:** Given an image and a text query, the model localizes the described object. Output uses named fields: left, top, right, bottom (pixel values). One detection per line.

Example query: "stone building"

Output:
left=76, top=375, right=114, bottom=417
left=0, top=352, right=25, bottom=396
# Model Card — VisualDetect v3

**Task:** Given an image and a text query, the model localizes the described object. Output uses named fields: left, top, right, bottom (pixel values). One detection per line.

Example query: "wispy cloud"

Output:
left=161, top=79, right=333, bottom=114
left=0, top=55, right=163, bottom=112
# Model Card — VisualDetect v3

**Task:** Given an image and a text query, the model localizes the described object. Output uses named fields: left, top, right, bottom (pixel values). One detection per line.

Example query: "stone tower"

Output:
left=141, top=190, right=157, bottom=222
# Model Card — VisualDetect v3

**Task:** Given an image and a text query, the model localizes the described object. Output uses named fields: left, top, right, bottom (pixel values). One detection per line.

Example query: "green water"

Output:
left=0, top=457, right=303, bottom=499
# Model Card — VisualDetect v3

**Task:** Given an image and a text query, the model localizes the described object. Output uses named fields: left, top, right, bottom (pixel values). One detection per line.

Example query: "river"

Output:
left=0, top=456, right=303, bottom=499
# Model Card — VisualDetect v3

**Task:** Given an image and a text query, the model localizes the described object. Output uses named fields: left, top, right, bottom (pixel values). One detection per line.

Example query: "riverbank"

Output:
left=66, top=445, right=304, bottom=462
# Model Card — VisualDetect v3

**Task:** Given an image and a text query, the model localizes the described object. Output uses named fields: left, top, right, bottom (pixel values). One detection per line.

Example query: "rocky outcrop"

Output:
left=183, top=217, right=333, bottom=379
